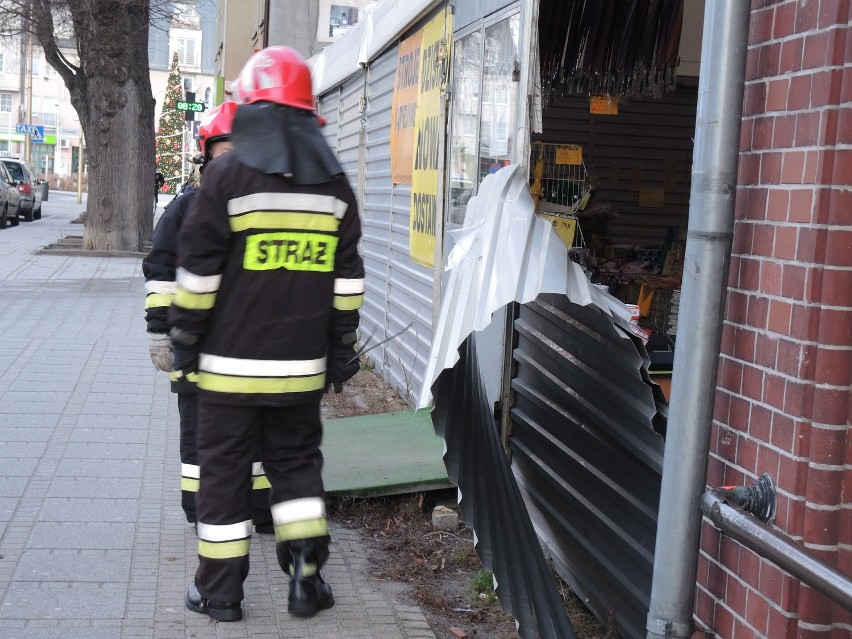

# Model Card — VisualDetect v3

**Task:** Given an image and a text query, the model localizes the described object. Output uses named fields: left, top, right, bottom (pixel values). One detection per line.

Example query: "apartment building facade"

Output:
left=0, top=1, right=218, bottom=179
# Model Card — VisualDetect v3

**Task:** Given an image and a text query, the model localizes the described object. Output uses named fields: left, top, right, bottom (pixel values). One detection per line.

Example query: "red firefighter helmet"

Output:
left=197, top=100, right=237, bottom=157
left=233, top=46, right=315, bottom=111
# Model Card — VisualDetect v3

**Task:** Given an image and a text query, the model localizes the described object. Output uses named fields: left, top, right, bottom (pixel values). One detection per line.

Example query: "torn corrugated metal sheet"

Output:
left=421, top=163, right=667, bottom=638
left=418, top=162, right=649, bottom=410
left=416, top=163, right=569, bottom=409
left=509, top=294, right=667, bottom=639
left=432, top=337, right=577, bottom=639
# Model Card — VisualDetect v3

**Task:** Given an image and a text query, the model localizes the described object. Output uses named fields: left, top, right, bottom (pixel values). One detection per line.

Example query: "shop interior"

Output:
left=530, top=0, right=696, bottom=394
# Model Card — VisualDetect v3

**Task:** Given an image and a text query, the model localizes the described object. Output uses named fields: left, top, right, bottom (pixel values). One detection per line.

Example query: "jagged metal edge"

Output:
left=431, top=336, right=577, bottom=639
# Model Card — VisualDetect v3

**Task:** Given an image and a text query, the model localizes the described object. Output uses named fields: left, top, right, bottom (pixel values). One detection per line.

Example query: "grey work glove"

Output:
left=148, top=332, right=172, bottom=372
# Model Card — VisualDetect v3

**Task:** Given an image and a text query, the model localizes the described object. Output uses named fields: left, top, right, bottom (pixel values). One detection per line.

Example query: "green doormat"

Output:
left=323, top=409, right=451, bottom=496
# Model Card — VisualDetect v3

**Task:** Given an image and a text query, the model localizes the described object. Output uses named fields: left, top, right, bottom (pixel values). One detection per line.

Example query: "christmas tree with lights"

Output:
left=155, top=53, right=186, bottom=194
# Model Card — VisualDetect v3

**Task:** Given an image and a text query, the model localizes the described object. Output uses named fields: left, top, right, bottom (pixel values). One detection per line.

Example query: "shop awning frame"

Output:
left=308, top=0, right=443, bottom=96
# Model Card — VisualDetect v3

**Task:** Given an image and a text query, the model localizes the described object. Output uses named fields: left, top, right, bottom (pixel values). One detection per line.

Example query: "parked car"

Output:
left=0, top=161, right=21, bottom=229
left=450, top=176, right=473, bottom=205
left=0, top=155, right=43, bottom=221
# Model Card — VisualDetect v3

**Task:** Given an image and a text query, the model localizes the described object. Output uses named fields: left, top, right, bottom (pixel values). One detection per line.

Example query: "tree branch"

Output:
left=32, top=0, right=79, bottom=89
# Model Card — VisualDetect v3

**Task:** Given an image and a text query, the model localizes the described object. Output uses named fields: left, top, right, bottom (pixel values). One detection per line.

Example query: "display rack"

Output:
left=530, top=141, right=592, bottom=215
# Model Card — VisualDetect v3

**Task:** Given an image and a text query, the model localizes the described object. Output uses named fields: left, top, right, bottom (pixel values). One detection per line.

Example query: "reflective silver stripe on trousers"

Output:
left=272, top=497, right=325, bottom=524
left=197, top=520, right=254, bottom=542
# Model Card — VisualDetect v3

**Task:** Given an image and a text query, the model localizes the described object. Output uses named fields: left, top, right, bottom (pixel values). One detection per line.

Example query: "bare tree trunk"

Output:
left=79, top=3, right=155, bottom=251
left=82, top=76, right=154, bottom=251
left=31, top=0, right=155, bottom=252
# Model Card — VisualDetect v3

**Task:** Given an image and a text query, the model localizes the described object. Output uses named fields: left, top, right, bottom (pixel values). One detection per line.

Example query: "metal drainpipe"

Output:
left=645, top=2, right=751, bottom=638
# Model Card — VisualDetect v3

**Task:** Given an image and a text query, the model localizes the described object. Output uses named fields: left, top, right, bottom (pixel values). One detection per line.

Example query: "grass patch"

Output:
left=470, top=569, right=497, bottom=605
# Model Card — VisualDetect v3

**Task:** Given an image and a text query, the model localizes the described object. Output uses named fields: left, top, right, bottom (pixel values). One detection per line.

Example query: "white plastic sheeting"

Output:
left=309, top=0, right=440, bottom=96
left=417, top=163, right=642, bottom=409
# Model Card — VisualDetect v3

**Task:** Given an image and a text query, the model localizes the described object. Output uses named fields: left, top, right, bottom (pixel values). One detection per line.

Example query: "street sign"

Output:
left=176, top=100, right=205, bottom=113
left=15, top=123, right=45, bottom=142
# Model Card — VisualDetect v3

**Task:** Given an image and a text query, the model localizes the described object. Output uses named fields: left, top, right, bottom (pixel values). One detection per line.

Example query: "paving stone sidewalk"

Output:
left=0, top=193, right=436, bottom=639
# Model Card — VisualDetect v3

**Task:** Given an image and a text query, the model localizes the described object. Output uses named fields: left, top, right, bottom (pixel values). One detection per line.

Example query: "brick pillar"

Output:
left=695, top=2, right=851, bottom=638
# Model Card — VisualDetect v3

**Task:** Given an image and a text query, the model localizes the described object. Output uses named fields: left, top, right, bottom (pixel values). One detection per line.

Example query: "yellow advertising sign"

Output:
left=409, top=9, right=452, bottom=268
left=390, top=32, right=422, bottom=184
left=540, top=214, right=577, bottom=248
left=555, top=145, right=583, bottom=165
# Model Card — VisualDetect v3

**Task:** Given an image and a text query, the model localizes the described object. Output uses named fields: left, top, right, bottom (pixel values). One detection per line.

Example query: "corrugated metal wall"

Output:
left=509, top=293, right=667, bottom=639
left=319, top=48, right=435, bottom=405
left=364, top=47, right=434, bottom=403
left=318, top=89, right=341, bottom=153
left=539, top=85, right=698, bottom=245
left=337, top=72, right=367, bottom=192
left=359, top=51, right=396, bottom=387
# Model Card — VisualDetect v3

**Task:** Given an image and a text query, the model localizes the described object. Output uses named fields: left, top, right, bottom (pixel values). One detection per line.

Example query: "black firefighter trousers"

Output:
left=194, top=399, right=326, bottom=603
left=178, top=393, right=272, bottom=527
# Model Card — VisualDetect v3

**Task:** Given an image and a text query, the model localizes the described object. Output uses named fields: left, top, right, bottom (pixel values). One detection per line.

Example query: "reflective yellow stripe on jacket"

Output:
left=333, top=277, right=365, bottom=311
left=196, top=354, right=327, bottom=395
left=174, top=267, right=221, bottom=311
left=145, top=280, right=177, bottom=309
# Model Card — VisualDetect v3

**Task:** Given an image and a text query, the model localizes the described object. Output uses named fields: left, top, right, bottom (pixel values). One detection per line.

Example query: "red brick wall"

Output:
left=695, top=1, right=851, bottom=637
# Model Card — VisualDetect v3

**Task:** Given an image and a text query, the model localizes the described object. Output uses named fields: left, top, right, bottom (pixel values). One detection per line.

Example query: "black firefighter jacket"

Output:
left=143, top=184, right=198, bottom=394
left=169, top=152, right=365, bottom=407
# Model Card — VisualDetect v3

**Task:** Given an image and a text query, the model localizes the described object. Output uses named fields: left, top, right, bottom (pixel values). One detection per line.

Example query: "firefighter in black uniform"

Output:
left=144, top=101, right=273, bottom=531
left=172, top=46, right=364, bottom=622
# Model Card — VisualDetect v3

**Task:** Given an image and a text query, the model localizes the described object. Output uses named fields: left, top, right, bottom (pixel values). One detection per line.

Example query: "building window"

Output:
left=494, top=85, right=508, bottom=106
left=0, top=53, right=5, bottom=74
left=0, top=93, right=11, bottom=112
left=447, top=29, right=482, bottom=226
left=176, top=38, right=199, bottom=67
left=172, top=2, right=201, bottom=29
left=462, top=114, right=476, bottom=136
left=447, top=10, right=520, bottom=227
left=495, top=121, right=508, bottom=142
left=477, top=14, right=519, bottom=185
left=31, top=56, right=41, bottom=76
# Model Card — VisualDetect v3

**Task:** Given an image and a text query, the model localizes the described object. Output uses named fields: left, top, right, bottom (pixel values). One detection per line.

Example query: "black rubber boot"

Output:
left=286, top=538, right=334, bottom=618
left=185, top=582, right=242, bottom=622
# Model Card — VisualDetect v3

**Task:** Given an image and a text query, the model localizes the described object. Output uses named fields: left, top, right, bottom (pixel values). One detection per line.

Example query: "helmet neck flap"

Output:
left=231, top=102, right=343, bottom=185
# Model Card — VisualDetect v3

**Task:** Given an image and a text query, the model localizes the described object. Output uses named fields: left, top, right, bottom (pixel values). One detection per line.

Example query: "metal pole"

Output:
left=77, top=131, right=84, bottom=204
left=702, top=491, right=852, bottom=611
left=24, top=24, right=33, bottom=164
left=645, top=2, right=751, bottom=638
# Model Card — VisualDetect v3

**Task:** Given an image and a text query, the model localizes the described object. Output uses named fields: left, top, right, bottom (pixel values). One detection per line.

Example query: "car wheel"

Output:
left=0, top=205, right=7, bottom=229
left=10, top=208, right=19, bottom=226
left=22, top=204, right=33, bottom=222
left=33, top=204, right=41, bottom=220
